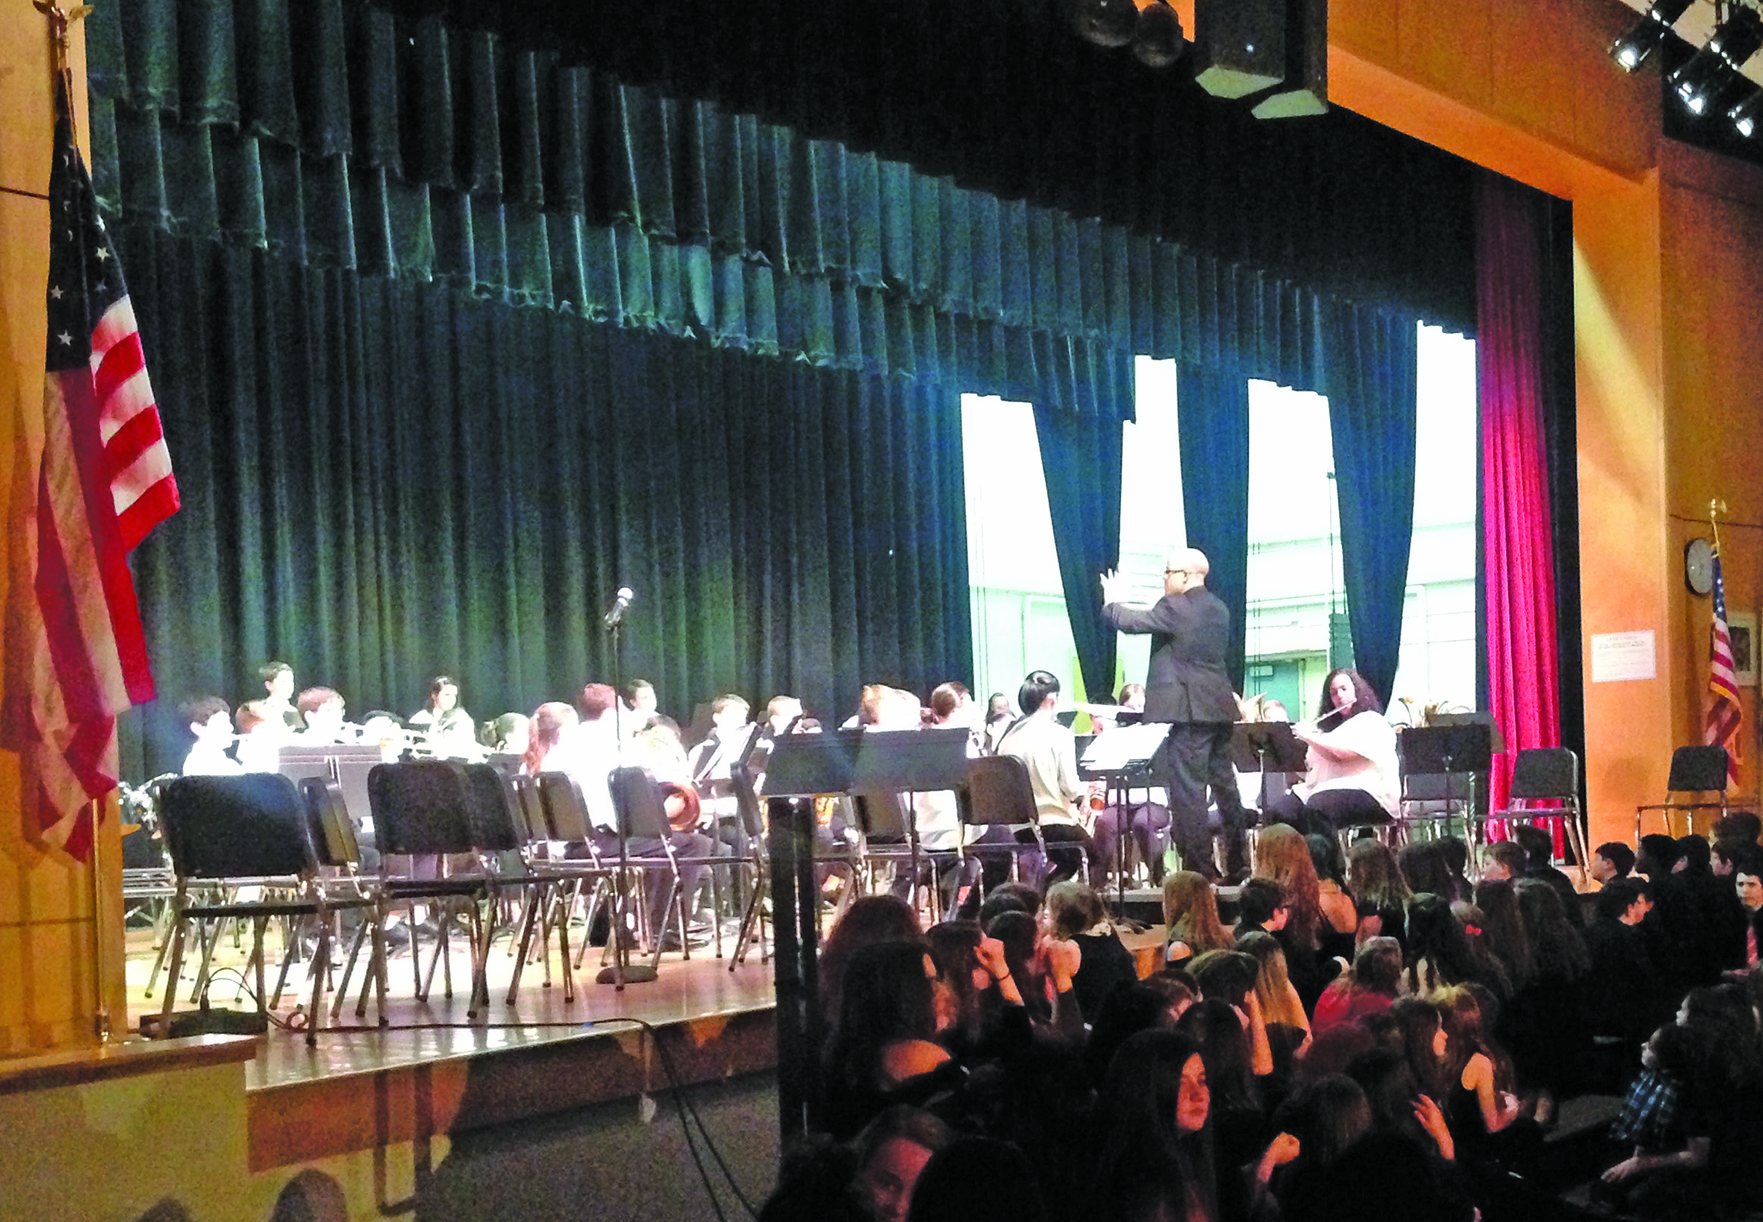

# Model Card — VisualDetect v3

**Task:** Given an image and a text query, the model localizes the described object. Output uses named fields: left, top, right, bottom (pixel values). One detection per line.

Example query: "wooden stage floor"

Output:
left=122, top=920, right=783, bottom=1171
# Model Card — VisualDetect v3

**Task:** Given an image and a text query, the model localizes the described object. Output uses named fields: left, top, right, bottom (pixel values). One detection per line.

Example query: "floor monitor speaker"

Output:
left=1193, top=0, right=1286, bottom=99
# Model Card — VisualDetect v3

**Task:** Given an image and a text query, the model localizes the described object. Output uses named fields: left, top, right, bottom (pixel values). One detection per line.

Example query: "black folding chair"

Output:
left=531, top=770, right=618, bottom=995
left=960, top=754, right=1048, bottom=887
left=156, top=773, right=372, bottom=1045
left=1484, top=747, right=1590, bottom=883
left=1635, top=745, right=1731, bottom=839
left=608, top=765, right=727, bottom=969
left=367, top=761, right=496, bottom=1018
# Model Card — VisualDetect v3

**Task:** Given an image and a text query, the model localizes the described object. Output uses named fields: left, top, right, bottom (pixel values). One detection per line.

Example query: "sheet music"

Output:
left=1079, top=722, right=1168, bottom=771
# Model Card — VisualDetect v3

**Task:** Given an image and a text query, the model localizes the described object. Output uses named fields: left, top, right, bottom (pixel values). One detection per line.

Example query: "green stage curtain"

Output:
left=1176, top=363, right=1252, bottom=692
left=1032, top=362, right=1131, bottom=703
left=1323, top=304, right=1419, bottom=706
left=116, top=223, right=972, bottom=777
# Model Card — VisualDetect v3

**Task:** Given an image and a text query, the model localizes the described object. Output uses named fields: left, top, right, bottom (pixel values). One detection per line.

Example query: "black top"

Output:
left=1102, top=587, right=1240, bottom=724
left=1070, top=930, right=1139, bottom=1025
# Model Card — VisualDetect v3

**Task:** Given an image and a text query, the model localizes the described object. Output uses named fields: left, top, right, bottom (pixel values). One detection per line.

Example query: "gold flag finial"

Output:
left=33, top=1, right=93, bottom=76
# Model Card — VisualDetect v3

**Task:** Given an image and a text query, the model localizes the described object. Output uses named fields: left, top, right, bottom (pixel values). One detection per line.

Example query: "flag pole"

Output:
left=35, top=0, right=111, bottom=1046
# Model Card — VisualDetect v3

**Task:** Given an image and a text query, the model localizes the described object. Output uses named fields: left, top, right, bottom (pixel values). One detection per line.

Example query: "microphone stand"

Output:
left=598, top=600, right=657, bottom=985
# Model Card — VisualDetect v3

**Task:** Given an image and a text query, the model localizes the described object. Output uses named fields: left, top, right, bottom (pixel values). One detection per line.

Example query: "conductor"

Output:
left=1100, top=548, right=1248, bottom=881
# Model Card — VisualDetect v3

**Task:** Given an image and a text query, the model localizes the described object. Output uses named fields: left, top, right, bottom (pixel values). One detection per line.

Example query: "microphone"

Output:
left=603, top=587, right=634, bottom=629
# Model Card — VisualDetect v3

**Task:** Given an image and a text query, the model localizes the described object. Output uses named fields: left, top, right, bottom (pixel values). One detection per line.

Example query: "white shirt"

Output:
left=998, top=710, right=1083, bottom=827
left=182, top=742, right=243, bottom=777
left=1300, top=709, right=1400, bottom=817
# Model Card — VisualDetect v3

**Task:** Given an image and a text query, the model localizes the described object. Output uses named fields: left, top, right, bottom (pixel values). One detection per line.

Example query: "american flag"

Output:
left=1706, top=549, right=1742, bottom=783
left=0, top=74, right=178, bottom=861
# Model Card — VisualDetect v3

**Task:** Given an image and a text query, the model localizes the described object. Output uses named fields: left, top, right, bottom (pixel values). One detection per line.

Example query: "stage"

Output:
left=123, top=922, right=782, bottom=1174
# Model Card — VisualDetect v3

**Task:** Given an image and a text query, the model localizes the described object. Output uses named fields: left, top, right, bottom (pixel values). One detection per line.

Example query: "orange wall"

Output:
left=0, top=10, right=124, bottom=1055
left=1331, top=0, right=1763, bottom=846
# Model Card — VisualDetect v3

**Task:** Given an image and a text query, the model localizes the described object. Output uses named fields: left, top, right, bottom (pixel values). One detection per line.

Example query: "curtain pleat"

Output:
left=1323, top=303, right=1420, bottom=707
left=1478, top=174, right=1564, bottom=821
left=82, top=0, right=1460, bottom=419
left=1177, top=363, right=1253, bottom=692
left=117, top=224, right=973, bottom=777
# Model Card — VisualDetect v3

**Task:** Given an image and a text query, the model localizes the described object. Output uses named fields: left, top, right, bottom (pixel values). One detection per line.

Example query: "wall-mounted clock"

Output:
left=1685, top=537, right=1715, bottom=596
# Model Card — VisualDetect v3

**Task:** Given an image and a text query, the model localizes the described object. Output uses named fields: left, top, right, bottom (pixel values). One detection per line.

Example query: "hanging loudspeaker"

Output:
left=1252, top=0, right=1329, bottom=118
left=1193, top=0, right=1286, bottom=99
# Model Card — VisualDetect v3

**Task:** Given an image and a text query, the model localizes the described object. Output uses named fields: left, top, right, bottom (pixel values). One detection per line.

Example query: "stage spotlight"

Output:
left=1671, top=7, right=1762, bottom=116
left=1730, top=89, right=1763, bottom=136
left=1610, top=0, right=1697, bottom=72
left=1065, top=0, right=1139, bottom=48
left=1132, top=0, right=1187, bottom=68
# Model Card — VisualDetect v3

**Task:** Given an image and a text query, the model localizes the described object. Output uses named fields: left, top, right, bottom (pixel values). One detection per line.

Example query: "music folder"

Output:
left=1080, top=722, right=1168, bottom=773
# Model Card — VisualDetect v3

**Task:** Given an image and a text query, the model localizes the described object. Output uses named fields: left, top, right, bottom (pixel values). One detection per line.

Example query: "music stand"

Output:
left=852, top=729, right=972, bottom=914
left=1229, top=722, right=1308, bottom=815
left=1081, top=724, right=1166, bottom=927
left=1398, top=716, right=1504, bottom=837
left=764, top=729, right=861, bottom=1140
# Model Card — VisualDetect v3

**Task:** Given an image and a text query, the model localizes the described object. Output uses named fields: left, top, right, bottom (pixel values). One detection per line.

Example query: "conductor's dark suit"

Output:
left=1103, top=586, right=1247, bottom=877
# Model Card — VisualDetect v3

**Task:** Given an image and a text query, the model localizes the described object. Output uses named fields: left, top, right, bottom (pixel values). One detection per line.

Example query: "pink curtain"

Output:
left=1478, top=175, right=1563, bottom=845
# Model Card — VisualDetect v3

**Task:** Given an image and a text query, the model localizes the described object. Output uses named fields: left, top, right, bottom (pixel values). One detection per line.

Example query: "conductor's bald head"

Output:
left=1164, top=547, right=1209, bottom=595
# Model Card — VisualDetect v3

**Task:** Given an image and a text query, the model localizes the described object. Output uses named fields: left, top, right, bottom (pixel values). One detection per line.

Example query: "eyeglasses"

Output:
left=1165, top=568, right=1187, bottom=577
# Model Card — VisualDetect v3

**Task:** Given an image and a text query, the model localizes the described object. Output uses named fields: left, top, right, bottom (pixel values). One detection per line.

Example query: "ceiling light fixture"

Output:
left=1730, top=88, right=1763, bottom=135
left=1610, top=0, right=1698, bottom=71
left=1670, top=6, right=1763, bottom=117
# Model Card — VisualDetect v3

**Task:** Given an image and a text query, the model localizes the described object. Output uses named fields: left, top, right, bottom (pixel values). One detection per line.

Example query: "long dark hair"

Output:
left=1316, top=668, right=1384, bottom=719
left=1514, top=878, right=1591, bottom=981
left=1175, top=996, right=1258, bottom=1115
left=823, top=941, right=937, bottom=1093
left=819, top=895, right=922, bottom=1023
left=1471, top=880, right=1534, bottom=990
left=1092, top=1029, right=1216, bottom=1222
left=1403, top=894, right=1480, bottom=996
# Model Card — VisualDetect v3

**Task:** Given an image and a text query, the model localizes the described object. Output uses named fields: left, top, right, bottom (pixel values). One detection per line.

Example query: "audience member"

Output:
left=1584, top=877, right=1667, bottom=1046
left=1309, top=833, right=1360, bottom=963
left=1043, top=880, right=1135, bottom=1024
left=1314, top=936, right=1402, bottom=1033
left=851, top=1106, right=953, bottom=1222
left=1161, top=871, right=1234, bottom=970
left=907, top=1136, right=1047, bottom=1222
left=1346, top=838, right=1411, bottom=950
left=1090, top=1029, right=1220, bottom=1222
left=1398, top=841, right=1459, bottom=905
left=823, top=941, right=953, bottom=1139
left=1591, top=840, right=1636, bottom=884
left=819, top=895, right=923, bottom=1026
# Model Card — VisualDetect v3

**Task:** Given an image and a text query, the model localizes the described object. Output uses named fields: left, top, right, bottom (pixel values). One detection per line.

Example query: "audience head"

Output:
left=905, top=1137, right=1046, bottom=1222
left=1675, top=833, right=1712, bottom=874
left=1736, top=856, right=1763, bottom=912
left=1348, top=936, right=1404, bottom=998
left=1088, top=983, right=1182, bottom=1086
left=1253, top=824, right=1320, bottom=948
left=1316, top=667, right=1383, bottom=718
left=819, top=895, right=922, bottom=1023
left=1388, top=996, right=1448, bottom=1097
left=1236, top=930, right=1306, bottom=1027
left=181, top=696, right=231, bottom=741
left=1592, top=840, right=1636, bottom=883
left=1438, top=836, right=1472, bottom=887
left=984, top=910, right=1044, bottom=1018
left=1397, top=841, right=1456, bottom=903
left=260, top=661, right=294, bottom=701
left=1274, top=1075, right=1373, bottom=1170
left=1016, top=670, right=1061, bottom=717
left=1308, top=832, right=1345, bottom=885
left=1515, top=878, right=1590, bottom=979
left=577, top=682, right=617, bottom=724
left=1479, top=840, right=1526, bottom=883
left=1235, top=877, right=1289, bottom=933
left=923, top=923, right=989, bottom=1038
left=828, top=941, right=939, bottom=1085
left=1637, top=833, right=1681, bottom=878
left=1438, top=985, right=1498, bottom=1077
left=1594, top=877, right=1650, bottom=926
left=852, top=1106, right=953, bottom=1222
left=978, top=881, right=1041, bottom=927
left=1175, top=997, right=1257, bottom=1115
left=1162, top=871, right=1231, bottom=952
left=1404, top=893, right=1478, bottom=991
left=1344, top=1046, right=1424, bottom=1134
left=1043, top=880, right=1105, bottom=940
left=1347, top=838, right=1412, bottom=909
left=1188, top=950, right=1259, bottom=1010
left=1509, top=822, right=1555, bottom=868
left=1470, top=879, right=1533, bottom=987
